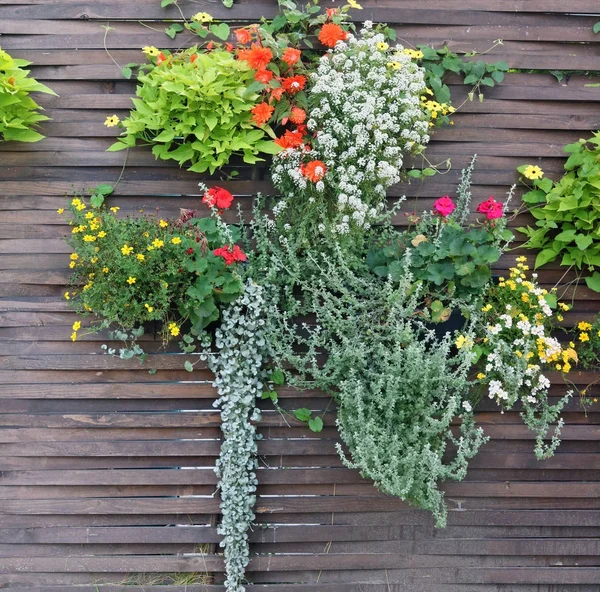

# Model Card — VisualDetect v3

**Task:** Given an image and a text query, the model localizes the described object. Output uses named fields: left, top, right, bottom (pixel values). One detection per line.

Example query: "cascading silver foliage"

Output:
left=210, top=280, right=269, bottom=591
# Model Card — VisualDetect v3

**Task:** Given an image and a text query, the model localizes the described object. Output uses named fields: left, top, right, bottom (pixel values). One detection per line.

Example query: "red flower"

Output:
left=301, top=160, right=327, bottom=182
left=282, top=47, right=301, bottom=66
left=156, top=52, right=167, bottom=65
left=251, top=102, right=275, bottom=125
left=282, top=75, right=306, bottom=94
left=325, top=7, right=339, bottom=19
left=234, top=28, right=253, bottom=44
left=289, top=107, right=306, bottom=125
left=202, top=187, right=234, bottom=210
left=225, top=42, right=234, bottom=53
left=186, top=247, right=194, bottom=255
left=270, top=87, right=285, bottom=101
left=237, top=44, right=273, bottom=71
left=433, top=196, right=455, bottom=217
left=274, top=129, right=305, bottom=149
left=206, top=41, right=214, bottom=51
left=318, top=23, right=348, bottom=48
left=477, top=197, right=504, bottom=220
left=214, top=245, right=247, bottom=265
left=255, top=68, right=273, bottom=84
left=190, top=54, right=198, bottom=63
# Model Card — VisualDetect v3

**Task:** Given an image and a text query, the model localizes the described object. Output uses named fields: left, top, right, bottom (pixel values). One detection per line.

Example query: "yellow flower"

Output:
left=145, top=303, right=154, bottom=313
left=84, top=212, right=94, bottom=220
left=476, top=373, right=486, bottom=380
left=578, top=321, right=592, bottom=331
left=142, top=46, right=160, bottom=57
left=515, top=351, right=523, bottom=358
left=110, top=206, right=120, bottom=213
left=386, top=61, right=402, bottom=70
left=376, top=42, right=389, bottom=51
left=162, top=281, right=169, bottom=288
left=171, top=237, right=182, bottom=244
left=102, top=267, right=109, bottom=273
left=126, top=276, right=136, bottom=285
left=481, top=304, right=492, bottom=312
left=70, top=253, right=79, bottom=261
left=403, top=48, right=424, bottom=59
left=455, top=334, right=472, bottom=349
left=558, top=302, right=570, bottom=311
left=152, top=238, right=164, bottom=248
left=64, top=291, right=70, bottom=300
left=557, top=314, right=563, bottom=322
left=97, top=231, right=106, bottom=238
left=579, top=332, right=590, bottom=342
left=143, top=232, right=149, bottom=237
left=57, top=208, right=64, bottom=214
left=83, top=234, right=97, bottom=242
left=90, top=257, right=98, bottom=263
left=72, top=321, right=81, bottom=331
left=147, top=245, right=155, bottom=251
left=104, top=115, right=120, bottom=127
left=347, top=0, right=363, bottom=7
left=191, top=11, right=213, bottom=23
left=71, top=332, right=77, bottom=342
left=168, top=322, right=180, bottom=336
left=69, top=261, right=76, bottom=269
left=121, top=244, right=134, bottom=256
left=159, top=219, right=168, bottom=228
left=555, top=364, right=562, bottom=371
left=522, top=164, right=543, bottom=180
left=136, top=253, right=145, bottom=261
left=71, top=198, right=81, bottom=206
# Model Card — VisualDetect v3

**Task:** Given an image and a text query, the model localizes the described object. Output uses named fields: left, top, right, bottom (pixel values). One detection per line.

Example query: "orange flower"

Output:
left=237, top=44, right=273, bottom=71
left=156, top=52, right=167, bottom=65
left=251, top=102, right=275, bottom=125
left=318, top=23, right=348, bottom=48
left=270, top=87, right=285, bottom=101
left=301, top=160, right=327, bottom=182
left=325, top=7, right=339, bottom=19
left=234, top=28, right=253, bottom=44
left=282, top=75, right=306, bottom=94
left=255, top=69, right=273, bottom=84
left=190, top=54, right=198, bottom=63
left=289, top=107, right=306, bottom=124
left=274, top=129, right=305, bottom=149
left=225, top=42, right=234, bottom=53
left=282, top=47, right=301, bottom=66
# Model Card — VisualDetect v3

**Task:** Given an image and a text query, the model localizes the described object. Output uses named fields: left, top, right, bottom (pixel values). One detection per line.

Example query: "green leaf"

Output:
left=293, top=408, right=312, bottom=422
left=585, top=272, right=600, bottom=292
left=535, top=248, right=558, bottom=268
left=210, top=23, right=231, bottom=41
left=575, top=234, right=593, bottom=251
left=184, top=361, right=194, bottom=372
left=308, top=417, right=324, bottom=433
left=270, top=369, right=285, bottom=385
left=165, top=23, right=184, bottom=39
left=594, top=21, right=600, bottom=35
left=543, top=293, right=557, bottom=309
left=95, top=184, right=114, bottom=196
left=89, top=194, right=104, bottom=208
left=121, top=66, right=132, bottom=79
left=161, top=0, right=176, bottom=6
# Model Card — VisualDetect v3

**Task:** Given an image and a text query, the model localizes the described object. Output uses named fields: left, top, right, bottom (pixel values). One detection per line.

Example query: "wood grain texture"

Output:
left=1, top=0, right=600, bottom=589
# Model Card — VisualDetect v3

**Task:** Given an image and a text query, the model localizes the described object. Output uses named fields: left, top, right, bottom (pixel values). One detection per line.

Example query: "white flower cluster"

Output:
left=210, top=281, right=270, bottom=592
left=272, top=27, right=429, bottom=233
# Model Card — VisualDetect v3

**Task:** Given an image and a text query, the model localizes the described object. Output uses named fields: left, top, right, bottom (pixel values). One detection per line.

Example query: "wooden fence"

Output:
left=1, top=0, right=600, bottom=590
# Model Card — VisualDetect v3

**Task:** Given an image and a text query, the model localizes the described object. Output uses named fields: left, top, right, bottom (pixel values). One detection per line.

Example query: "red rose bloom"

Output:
left=282, top=47, right=301, bottom=66
left=282, top=75, right=306, bottom=94
left=433, top=196, right=456, bottom=217
left=477, top=197, right=504, bottom=220
left=202, top=187, right=234, bottom=210
left=237, top=44, right=273, bottom=71
left=301, top=160, right=327, bottom=182
left=318, top=23, right=348, bottom=48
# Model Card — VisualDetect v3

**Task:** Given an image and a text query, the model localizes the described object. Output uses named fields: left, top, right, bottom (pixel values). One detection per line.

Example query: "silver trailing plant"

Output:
left=210, top=280, right=269, bottom=592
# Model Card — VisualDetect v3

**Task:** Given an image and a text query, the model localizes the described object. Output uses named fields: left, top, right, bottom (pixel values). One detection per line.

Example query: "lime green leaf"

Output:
left=293, top=408, right=312, bottom=422
left=308, top=417, right=324, bottom=433
left=585, top=272, right=600, bottom=292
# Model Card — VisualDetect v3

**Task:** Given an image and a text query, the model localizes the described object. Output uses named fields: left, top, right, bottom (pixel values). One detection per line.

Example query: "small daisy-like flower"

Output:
left=72, top=321, right=81, bottom=331
left=142, top=46, right=160, bottom=57
left=57, top=208, right=64, bottom=214
left=104, top=115, right=120, bottom=127
left=522, top=164, right=544, bottom=180
left=376, top=42, right=389, bottom=51
left=126, top=276, right=136, bottom=285
left=121, top=244, right=134, bottom=256
left=145, top=303, right=154, bottom=313
left=168, top=322, right=180, bottom=336
left=171, top=237, right=182, bottom=244
left=386, top=61, right=402, bottom=70
left=136, top=253, right=145, bottom=261
left=159, top=219, right=168, bottom=228
left=191, top=11, right=213, bottom=23
left=110, top=207, right=120, bottom=213
left=347, top=0, right=362, bottom=8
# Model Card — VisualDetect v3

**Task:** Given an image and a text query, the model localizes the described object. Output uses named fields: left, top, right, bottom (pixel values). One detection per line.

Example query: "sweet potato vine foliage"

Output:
left=64, top=1, right=577, bottom=591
